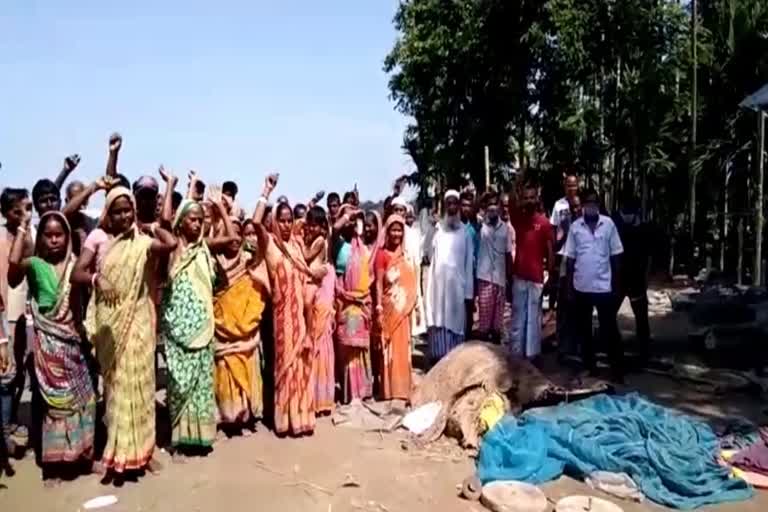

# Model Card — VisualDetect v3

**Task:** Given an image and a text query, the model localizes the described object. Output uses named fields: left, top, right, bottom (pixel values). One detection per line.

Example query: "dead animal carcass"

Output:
left=410, top=341, right=553, bottom=449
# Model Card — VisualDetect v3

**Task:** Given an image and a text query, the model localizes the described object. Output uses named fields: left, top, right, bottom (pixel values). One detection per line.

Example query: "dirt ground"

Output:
left=2, top=291, right=768, bottom=512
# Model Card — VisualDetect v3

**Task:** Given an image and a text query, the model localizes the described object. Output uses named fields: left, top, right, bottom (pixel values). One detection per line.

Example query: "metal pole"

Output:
left=484, top=145, right=490, bottom=191
left=755, top=111, right=766, bottom=286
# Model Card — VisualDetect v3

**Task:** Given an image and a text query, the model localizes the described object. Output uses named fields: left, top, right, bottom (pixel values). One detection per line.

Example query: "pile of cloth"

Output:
left=477, top=393, right=753, bottom=509
left=719, top=424, right=768, bottom=489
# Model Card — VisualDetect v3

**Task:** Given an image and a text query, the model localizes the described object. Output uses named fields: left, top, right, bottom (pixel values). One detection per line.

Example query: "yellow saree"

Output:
left=85, top=228, right=155, bottom=472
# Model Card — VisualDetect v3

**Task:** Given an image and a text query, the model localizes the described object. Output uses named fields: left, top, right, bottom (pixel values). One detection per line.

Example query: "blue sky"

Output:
left=0, top=1, right=410, bottom=206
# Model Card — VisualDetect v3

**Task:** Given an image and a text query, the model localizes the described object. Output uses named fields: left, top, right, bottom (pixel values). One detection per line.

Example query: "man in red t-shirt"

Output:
left=509, top=184, right=554, bottom=359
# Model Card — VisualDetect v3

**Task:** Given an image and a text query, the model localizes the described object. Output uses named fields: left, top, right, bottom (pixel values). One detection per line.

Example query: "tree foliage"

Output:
left=385, top=0, right=768, bottom=275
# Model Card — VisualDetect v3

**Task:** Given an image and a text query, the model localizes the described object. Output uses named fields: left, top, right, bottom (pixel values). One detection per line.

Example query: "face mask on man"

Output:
left=583, top=204, right=599, bottom=222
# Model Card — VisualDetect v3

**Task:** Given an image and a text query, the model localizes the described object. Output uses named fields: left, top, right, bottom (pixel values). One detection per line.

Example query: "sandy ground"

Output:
left=2, top=292, right=768, bottom=511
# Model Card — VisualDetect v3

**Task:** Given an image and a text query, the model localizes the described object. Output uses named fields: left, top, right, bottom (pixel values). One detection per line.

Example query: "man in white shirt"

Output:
left=404, top=204, right=426, bottom=340
left=563, top=190, right=624, bottom=381
left=476, top=192, right=512, bottom=343
left=425, top=190, right=475, bottom=363
left=550, top=172, right=579, bottom=230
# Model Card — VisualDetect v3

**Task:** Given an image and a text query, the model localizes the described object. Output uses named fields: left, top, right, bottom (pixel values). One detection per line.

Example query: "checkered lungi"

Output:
left=477, top=279, right=505, bottom=334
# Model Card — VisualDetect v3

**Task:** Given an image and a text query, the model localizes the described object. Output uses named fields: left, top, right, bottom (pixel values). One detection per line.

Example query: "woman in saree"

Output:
left=253, top=174, right=326, bottom=435
left=212, top=210, right=269, bottom=434
left=373, top=215, right=418, bottom=402
left=72, top=186, right=177, bottom=478
left=160, top=186, right=237, bottom=455
left=332, top=205, right=374, bottom=403
left=302, top=206, right=335, bottom=414
left=8, top=211, right=95, bottom=483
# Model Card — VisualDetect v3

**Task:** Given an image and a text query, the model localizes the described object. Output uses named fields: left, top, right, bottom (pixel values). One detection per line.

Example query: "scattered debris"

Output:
left=402, top=402, right=441, bottom=435
left=350, top=499, right=391, bottom=512
left=480, top=481, right=547, bottom=512
left=341, top=473, right=361, bottom=488
left=332, top=399, right=403, bottom=431
left=82, top=495, right=118, bottom=510
left=251, top=460, right=333, bottom=496
left=554, top=495, right=624, bottom=512
left=460, top=474, right=482, bottom=501
left=586, top=471, right=643, bottom=502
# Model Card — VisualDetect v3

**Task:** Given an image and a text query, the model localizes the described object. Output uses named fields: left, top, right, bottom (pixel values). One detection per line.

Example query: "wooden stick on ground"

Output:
left=251, top=460, right=334, bottom=496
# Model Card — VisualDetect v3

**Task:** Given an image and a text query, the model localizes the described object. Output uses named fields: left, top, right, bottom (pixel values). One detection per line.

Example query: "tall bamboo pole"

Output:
left=754, top=112, right=766, bottom=286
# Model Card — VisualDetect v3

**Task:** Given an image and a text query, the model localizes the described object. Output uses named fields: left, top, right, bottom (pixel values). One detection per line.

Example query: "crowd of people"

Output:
left=0, top=133, right=651, bottom=486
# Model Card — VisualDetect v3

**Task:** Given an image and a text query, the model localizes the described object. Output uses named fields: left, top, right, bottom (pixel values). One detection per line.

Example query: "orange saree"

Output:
left=374, top=232, right=417, bottom=401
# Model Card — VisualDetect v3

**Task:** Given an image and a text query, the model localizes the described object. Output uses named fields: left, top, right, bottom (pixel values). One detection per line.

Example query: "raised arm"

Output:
left=7, top=215, right=33, bottom=288
left=307, top=190, right=325, bottom=210
left=252, top=173, right=278, bottom=254
left=54, top=154, right=81, bottom=190
left=158, top=166, right=178, bottom=228
left=332, top=204, right=358, bottom=233
left=206, top=185, right=239, bottom=251
left=105, top=133, right=122, bottom=178
left=149, top=226, right=178, bottom=255
left=62, top=177, right=111, bottom=218
left=187, top=171, right=200, bottom=200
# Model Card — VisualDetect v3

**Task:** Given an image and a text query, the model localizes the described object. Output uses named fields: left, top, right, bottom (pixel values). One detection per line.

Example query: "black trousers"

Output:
left=619, top=275, right=650, bottom=347
left=574, top=291, right=623, bottom=376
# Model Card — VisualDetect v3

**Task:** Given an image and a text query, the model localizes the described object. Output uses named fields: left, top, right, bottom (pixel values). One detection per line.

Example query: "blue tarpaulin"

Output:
left=477, top=393, right=753, bottom=510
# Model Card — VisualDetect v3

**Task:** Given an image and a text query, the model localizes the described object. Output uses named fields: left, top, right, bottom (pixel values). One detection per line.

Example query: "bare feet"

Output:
left=1, top=461, right=15, bottom=477
left=90, top=460, right=106, bottom=476
left=43, top=478, right=61, bottom=488
left=146, top=458, right=163, bottom=475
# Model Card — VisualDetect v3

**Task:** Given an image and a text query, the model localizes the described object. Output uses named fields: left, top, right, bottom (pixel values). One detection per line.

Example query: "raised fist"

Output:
left=159, top=165, right=179, bottom=188
left=64, top=154, right=81, bottom=173
left=109, top=133, right=122, bottom=152
left=266, top=173, right=279, bottom=189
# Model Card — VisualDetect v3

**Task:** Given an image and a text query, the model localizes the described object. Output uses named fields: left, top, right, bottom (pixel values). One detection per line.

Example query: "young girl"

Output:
left=0, top=188, right=34, bottom=456
left=71, top=186, right=177, bottom=480
left=8, top=211, right=95, bottom=484
left=302, top=206, right=335, bottom=414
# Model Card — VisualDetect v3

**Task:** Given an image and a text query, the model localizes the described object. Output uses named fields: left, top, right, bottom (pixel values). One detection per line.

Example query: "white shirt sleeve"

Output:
left=563, top=224, right=576, bottom=259
left=549, top=203, right=559, bottom=226
left=609, top=221, right=624, bottom=256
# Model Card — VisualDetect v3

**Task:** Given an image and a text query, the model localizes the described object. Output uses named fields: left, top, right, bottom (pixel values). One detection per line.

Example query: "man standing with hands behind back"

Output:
left=563, top=190, right=624, bottom=382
